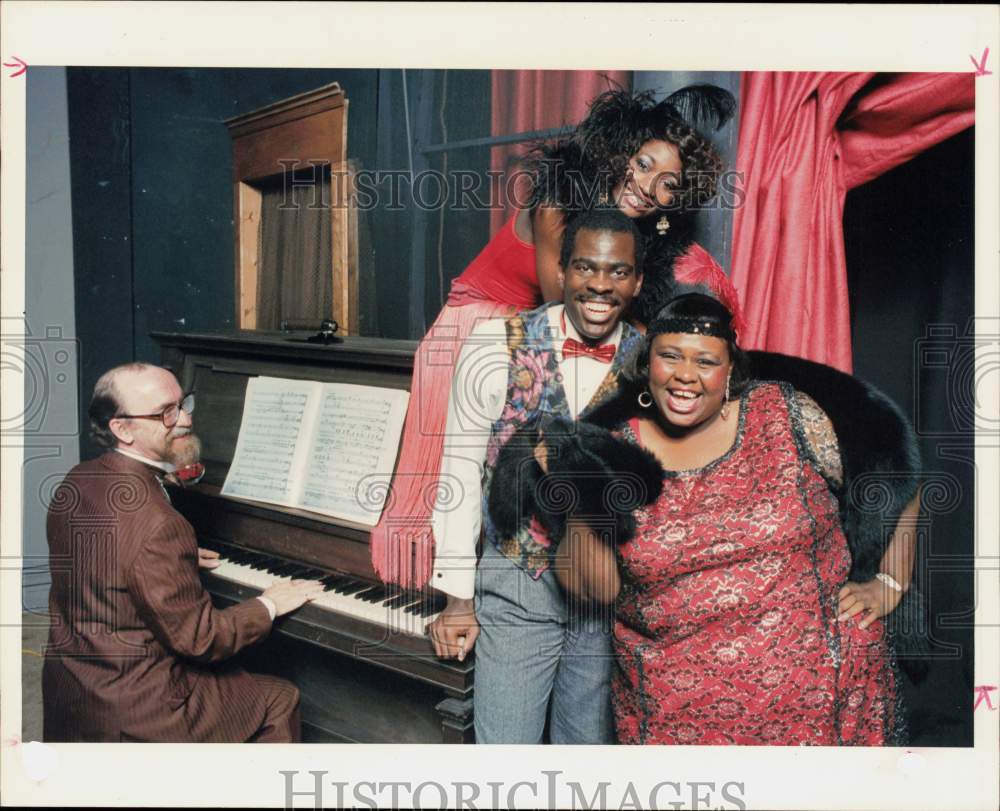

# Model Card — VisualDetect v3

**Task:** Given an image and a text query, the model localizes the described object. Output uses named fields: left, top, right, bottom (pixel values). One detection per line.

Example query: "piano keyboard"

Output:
left=199, top=540, right=446, bottom=637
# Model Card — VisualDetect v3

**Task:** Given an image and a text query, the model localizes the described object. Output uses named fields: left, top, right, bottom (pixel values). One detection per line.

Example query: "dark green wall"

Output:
left=67, top=67, right=134, bottom=455
left=68, top=67, right=382, bottom=458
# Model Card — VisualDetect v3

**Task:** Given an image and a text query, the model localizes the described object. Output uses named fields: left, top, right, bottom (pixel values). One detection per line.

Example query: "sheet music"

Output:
left=300, top=384, right=410, bottom=525
left=222, top=376, right=320, bottom=505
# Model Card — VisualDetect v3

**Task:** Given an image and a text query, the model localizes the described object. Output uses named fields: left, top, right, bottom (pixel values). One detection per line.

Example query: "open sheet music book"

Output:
left=221, top=376, right=410, bottom=525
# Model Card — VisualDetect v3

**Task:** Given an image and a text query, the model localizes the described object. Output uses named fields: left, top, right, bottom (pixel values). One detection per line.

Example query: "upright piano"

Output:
left=153, top=329, right=474, bottom=743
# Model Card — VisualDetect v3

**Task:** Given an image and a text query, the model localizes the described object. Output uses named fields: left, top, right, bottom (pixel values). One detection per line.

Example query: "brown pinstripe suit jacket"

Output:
left=42, top=451, right=273, bottom=742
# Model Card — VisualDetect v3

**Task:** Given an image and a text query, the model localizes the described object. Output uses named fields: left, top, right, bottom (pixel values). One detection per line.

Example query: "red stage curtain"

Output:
left=730, top=72, right=974, bottom=372
left=489, top=70, right=630, bottom=235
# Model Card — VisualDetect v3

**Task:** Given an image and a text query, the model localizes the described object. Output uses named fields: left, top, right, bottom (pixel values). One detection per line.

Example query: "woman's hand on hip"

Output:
left=837, top=579, right=903, bottom=629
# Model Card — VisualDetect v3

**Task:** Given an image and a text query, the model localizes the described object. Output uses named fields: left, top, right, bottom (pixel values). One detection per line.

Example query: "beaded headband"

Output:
left=648, top=316, right=735, bottom=342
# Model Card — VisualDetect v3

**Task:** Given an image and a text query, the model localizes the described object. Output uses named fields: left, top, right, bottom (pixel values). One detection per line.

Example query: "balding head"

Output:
left=89, top=362, right=155, bottom=449
left=89, top=364, right=194, bottom=467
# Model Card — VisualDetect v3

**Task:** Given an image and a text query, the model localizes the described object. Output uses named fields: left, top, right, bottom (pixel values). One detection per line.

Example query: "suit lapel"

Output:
left=100, top=452, right=172, bottom=506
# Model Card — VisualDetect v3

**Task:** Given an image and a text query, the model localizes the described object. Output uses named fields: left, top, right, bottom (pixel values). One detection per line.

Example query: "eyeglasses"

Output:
left=117, top=393, right=195, bottom=428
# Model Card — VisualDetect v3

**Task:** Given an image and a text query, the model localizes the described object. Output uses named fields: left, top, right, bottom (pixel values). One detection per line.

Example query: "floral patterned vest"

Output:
left=481, top=302, right=643, bottom=577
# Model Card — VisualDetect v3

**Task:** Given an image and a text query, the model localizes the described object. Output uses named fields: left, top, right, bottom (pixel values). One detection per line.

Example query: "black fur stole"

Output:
left=488, top=418, right=664, bottom=552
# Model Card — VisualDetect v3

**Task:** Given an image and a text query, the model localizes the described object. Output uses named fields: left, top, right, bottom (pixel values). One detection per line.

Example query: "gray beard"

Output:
left=165, top=432, right=202, bottom=468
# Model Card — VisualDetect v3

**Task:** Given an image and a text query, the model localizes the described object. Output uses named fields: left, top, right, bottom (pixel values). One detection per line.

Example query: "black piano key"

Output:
left=415, top=594, right=447, bottom=617
left=394, top=590, right=423, bottom=609
left=380, top=586, right=403, bottom=605
left=285, top=566, right=312, bottom=578
left=320, top=575, right=346, bottom=590
left=297, top=568, right=326, bottom=580
left=339, top=580, right=375, bottom=596
left=405, top=594, right=434, bottom=615
left=356, top=586, right=387, bottom=603
left=353, top=586, right=380, bottom=603
left=371, top=585, right=394, bottom=602
left=335, top=580, right=367, bottom=595
left=402, top=595, right=426, bottom=614
left=384, top=592, right=413, bottom=609
left=272, top=563, right=297, bottom=577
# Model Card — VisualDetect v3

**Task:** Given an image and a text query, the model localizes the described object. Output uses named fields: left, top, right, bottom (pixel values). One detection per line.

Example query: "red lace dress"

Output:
left=612, top=382, right=902, bottom=745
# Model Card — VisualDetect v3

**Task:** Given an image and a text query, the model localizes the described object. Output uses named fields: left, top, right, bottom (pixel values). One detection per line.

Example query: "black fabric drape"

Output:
left=845, top=127, right=975, bottom=746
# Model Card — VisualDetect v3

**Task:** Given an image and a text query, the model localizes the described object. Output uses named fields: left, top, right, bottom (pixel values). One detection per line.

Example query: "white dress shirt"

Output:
left=430, top=304, right=623, bottom=599
left=115, top=447, right=176, bottom=473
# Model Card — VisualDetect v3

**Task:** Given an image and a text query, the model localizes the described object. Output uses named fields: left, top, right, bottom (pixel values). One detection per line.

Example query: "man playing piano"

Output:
left=428, top=208, right=645, bottom=743
left=42, top=363, right=324, bottom=742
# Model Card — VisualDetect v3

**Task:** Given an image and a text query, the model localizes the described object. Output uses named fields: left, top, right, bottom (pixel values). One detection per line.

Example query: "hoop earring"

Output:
left=637, top=390, right=653, bottom=409
left=721, top=374, right=732, bottom=420
left=656, top=215, right=670, bottom=235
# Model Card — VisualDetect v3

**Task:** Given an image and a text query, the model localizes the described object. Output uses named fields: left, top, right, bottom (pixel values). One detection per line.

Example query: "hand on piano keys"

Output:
left=199, top=540, right=446, bottom=637
left=197, top=547, right=221, bottom=570
left=262, top=578, right=327, bottom=617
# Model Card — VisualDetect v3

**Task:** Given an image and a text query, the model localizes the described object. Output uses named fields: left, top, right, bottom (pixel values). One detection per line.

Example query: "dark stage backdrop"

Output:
left=65, top=68, right=975, bottom=746
left=66, top=68, right=499, bottom=459
left=67, top=67, right=381, bottom=460
left=845, top=127, right=975, bottom=746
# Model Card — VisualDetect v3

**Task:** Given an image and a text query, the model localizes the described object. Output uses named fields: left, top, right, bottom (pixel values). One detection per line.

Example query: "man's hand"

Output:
left=837, top=578, right=904, bottom=630
left=197, top=547, right=221, bottom=570
left=429, top=595, right=479, bottom=662
left=262, top=579, right=326, bottom=617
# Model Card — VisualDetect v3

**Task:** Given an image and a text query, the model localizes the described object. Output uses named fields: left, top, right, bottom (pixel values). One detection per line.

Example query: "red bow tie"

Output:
left=562, top=338, right=616, bottom=363
left=174, top=462, right=206, bottom=484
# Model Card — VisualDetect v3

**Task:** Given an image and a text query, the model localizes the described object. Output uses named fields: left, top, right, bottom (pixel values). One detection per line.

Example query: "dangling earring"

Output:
left=721, top=374, right=732, bottom=420
left=637, top=390, right=653, bottom=408
left=599, top=191, right=610, bottom=205
left=656, top=215, right=670, bottom=235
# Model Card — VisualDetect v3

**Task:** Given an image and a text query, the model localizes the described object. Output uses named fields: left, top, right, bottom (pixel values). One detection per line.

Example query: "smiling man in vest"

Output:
left=428, top=208, right=645, bottom=743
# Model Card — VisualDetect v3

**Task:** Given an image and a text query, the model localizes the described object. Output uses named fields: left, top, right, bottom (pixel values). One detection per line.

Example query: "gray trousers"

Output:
left=473, top=539, right=615, bottom=744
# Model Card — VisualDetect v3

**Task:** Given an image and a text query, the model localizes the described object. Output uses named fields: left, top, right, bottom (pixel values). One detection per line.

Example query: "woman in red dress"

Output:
left=372, top=86, right=744, bottom=587
left=555, top=293, right=920, bottom=745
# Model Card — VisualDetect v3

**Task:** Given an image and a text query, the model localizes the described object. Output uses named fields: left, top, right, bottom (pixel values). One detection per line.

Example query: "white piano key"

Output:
left=209, top=554, right=439, bottom=637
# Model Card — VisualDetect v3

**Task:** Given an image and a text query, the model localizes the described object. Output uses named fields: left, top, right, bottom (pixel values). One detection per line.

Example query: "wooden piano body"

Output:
left=153, top=329, right=474, bottom=743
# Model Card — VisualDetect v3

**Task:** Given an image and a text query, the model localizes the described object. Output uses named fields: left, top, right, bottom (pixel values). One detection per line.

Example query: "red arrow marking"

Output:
left=3, top=56, right=27, bottom=78
left=970, top=47, right=992, bottom=77
left=973, top=685, right=997, bottom=711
